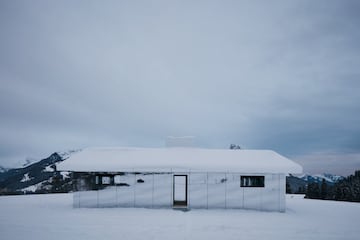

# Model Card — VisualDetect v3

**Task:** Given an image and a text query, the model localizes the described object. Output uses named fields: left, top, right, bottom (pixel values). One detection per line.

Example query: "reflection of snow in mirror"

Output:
left=174, top=176, right=186, bottom=201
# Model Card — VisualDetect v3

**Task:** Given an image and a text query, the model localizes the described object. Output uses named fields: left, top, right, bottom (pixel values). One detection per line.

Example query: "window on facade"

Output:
left=102, top=176, right=111, bottom=185
left=240, top=176, right=264, bottom=187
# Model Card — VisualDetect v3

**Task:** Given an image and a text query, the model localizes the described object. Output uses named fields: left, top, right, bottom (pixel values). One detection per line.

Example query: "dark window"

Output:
left=240, top=176, right=264, bottom=187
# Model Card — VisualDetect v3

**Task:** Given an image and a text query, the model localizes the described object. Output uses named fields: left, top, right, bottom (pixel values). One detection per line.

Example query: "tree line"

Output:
left=305, top=170, right=360, bottom=202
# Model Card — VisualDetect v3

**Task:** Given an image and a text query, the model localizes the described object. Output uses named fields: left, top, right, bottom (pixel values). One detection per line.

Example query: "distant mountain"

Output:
left=286, top=173, right=345, bottom=194
left=0, top=166, right=8, bottom=173
left=296, top=173, right=344, bottom=185
left=0, top=150, right=79, bottom=195
left=22, top=157, right=38, bottom=167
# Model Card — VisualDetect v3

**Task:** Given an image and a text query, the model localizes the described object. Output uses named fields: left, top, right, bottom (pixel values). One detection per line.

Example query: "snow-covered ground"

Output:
left=0, top=194, right=358, bottom=240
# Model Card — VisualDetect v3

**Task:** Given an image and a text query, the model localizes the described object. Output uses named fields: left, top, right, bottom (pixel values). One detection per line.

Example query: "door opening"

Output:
left=173, top=175, right=188, bottom=207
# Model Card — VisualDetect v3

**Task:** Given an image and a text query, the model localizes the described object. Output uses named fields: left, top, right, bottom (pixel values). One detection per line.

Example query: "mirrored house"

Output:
left=57, top=147, right=302, bottom=212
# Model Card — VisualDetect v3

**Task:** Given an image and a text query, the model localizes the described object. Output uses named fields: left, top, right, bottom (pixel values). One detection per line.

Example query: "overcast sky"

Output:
left=0, top=0, right=359, bottom=175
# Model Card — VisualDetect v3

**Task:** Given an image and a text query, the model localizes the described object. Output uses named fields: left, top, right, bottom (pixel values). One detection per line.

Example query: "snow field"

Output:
left=0, top=194, right=359, bottom=240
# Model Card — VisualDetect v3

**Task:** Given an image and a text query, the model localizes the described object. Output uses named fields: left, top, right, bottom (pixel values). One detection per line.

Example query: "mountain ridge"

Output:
left=0, top=151, right=78, bottom=194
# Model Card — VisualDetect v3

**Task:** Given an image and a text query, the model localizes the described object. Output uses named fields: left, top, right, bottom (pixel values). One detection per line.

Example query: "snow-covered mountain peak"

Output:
left=297, top=173, right=344, bottom=184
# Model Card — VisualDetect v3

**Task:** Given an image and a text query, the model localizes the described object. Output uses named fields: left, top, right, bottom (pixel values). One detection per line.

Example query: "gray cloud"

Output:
left=294, top=152, right=360, bottom=176
left=0, top=1, right=359, bottom=174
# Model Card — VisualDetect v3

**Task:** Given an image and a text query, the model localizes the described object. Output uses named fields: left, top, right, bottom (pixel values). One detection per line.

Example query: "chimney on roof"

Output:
left=166, top=136, right=195, bottom=148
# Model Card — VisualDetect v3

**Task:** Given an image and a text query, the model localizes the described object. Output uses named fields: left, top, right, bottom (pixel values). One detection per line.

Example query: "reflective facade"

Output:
left=73, top=172, right=286, bottom=212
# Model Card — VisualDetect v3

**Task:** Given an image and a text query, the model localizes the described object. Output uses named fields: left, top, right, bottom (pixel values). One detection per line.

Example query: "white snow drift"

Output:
left=0, top=193, right=359, bottom=240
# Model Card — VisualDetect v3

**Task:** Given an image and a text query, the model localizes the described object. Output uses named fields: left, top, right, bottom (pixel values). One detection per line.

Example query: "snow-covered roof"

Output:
left=57, top=147, right=302, bottom=174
